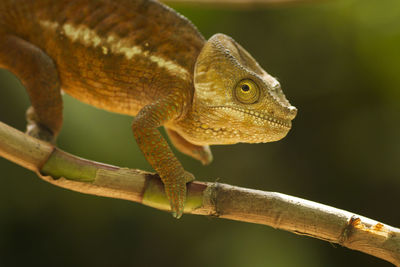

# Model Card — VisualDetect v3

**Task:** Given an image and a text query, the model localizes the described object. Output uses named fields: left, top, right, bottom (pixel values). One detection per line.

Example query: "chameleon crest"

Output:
left=175, top=34, right=297, bottom=146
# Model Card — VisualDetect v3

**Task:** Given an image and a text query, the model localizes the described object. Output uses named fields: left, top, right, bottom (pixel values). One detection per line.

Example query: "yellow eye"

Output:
left=234, top=79, right=260, bottom=104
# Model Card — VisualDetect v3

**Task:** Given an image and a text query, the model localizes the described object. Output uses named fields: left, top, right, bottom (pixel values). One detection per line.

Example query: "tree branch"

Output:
left=0, top=120, right=399, bottom=266
left=163, top=0, right=324, bottom=7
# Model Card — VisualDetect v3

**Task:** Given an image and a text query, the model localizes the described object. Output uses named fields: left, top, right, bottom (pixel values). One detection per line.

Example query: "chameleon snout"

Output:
left=287, top=105, right=298, bottom=120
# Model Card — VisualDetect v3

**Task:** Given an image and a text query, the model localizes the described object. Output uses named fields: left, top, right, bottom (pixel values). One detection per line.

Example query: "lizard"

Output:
left=0, top=0, right=297, bottom=218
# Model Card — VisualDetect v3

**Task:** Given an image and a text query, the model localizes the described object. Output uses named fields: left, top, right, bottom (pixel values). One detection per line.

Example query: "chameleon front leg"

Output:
left=132, top=96, right=194, bottom=218
left=165, top=128, right=213, bottom=165
left=0, top=34, right=62, bottom=142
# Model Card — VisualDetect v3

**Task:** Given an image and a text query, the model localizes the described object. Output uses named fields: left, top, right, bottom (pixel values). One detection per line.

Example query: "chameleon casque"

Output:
left=0, top=0, right=297, bottom=218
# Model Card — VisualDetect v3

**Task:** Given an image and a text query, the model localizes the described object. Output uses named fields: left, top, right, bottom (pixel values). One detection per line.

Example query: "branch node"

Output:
left=202, top=182, right=220, bottom=217
left=339, top=215, right=360, bottom=245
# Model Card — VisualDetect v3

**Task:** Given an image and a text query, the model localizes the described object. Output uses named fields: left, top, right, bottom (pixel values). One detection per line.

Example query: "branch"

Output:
left=0, top=120, right=399, bottom=266
left=163, top=0, right=325, bottom=7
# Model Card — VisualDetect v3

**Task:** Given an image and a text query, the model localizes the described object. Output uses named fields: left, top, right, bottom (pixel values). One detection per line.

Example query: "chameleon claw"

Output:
left=170, top=199, right=184, bottom=219
left=25, top=107, right=57, bottom=144
left=172, top=210, right=182, bottom=219
left=26, top=122, right=56, bottom=143
left=184, top=170, right=195, bottom=183
left=198, top=145, right=213, bottom=165
left=164, top=171, right=193, bottom=219
left=190, top=145, right=213, bottom=165
left=169, top=189, right=186, bottom=219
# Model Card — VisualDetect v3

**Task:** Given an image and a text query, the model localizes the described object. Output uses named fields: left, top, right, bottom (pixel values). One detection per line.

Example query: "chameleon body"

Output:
left=0, top=0, right=297, bottom=218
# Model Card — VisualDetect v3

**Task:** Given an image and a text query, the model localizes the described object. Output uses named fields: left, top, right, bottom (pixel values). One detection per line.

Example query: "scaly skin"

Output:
left=0, top=0, right=297, bottom=218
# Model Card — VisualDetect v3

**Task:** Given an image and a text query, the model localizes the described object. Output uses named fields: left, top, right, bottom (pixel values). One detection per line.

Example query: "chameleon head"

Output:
left=178, top=33, right=297, bottom=145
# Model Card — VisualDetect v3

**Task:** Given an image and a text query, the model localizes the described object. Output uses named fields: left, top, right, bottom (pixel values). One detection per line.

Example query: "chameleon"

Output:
left=0, top=0, right=297, bottom=218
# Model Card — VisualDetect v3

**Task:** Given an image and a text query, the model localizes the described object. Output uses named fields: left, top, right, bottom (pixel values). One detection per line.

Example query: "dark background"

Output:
left=1, top=0, right=399, bottom=266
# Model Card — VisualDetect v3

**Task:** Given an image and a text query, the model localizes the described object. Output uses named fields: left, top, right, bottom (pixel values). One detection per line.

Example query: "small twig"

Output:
left=0, top=120, right=399, bottom=266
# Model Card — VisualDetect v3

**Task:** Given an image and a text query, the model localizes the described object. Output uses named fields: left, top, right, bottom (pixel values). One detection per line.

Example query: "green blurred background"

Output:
left=1, top=0, right=399, bottom=266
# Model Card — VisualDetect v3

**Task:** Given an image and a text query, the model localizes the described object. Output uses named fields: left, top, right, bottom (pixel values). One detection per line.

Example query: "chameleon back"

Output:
left=0, top=0, right=205, bottom=115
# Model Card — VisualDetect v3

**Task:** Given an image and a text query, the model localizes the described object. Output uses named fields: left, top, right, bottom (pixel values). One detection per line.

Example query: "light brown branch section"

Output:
left=0, top=120, right=399, bottom=266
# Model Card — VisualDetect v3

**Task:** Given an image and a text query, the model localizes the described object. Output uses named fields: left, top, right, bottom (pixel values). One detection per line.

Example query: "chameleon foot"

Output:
left=194, top=145, right=213, bottom=165
left=26, top=107, right=56, bottom=143
left=164, top=171, right=194, bottom=219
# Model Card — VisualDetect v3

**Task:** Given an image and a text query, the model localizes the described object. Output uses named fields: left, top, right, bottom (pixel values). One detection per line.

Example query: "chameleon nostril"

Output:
left=288, top=106, right=298, bottom=119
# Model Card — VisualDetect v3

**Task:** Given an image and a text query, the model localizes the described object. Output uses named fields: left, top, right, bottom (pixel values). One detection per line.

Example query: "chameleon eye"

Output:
left=234, top=79, right=260, bottom=104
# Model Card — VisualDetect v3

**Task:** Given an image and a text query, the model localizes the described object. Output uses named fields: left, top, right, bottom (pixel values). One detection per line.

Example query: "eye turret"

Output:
left=234, top=79, right=260, bottom=104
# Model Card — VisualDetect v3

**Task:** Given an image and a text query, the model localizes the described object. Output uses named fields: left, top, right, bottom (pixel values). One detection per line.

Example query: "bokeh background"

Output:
left=1, top=0, right=399, bottom=266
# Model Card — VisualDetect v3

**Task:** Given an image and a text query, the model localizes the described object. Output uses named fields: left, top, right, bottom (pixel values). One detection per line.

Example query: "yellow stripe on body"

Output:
left=39, top=20, right=191, bottom=81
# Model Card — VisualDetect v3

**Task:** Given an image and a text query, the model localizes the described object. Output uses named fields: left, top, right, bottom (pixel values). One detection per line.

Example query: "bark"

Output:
left=0, top=121, right=399, bottom=266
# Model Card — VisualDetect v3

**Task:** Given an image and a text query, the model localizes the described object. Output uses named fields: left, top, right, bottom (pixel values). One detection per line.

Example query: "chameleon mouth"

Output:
left=210, top=106, right=292, bottom=129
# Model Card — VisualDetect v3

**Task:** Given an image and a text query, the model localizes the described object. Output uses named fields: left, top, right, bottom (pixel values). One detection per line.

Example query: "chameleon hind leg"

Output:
left=0, top=34, right=62, bottom=142
left=165, top=128, right=213, bottom=165
left=132, top=95, right=194, bottom=218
